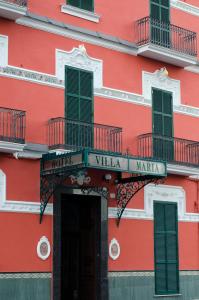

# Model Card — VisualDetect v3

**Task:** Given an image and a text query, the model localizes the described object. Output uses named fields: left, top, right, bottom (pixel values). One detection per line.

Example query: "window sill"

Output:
left=154, top=294, right=182, bottom=298
left=61, top=4, right=100, bottom=23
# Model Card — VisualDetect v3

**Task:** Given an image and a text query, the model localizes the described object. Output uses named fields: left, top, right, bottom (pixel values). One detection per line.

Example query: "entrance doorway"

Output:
left=53, top=190, right=108, bottom=300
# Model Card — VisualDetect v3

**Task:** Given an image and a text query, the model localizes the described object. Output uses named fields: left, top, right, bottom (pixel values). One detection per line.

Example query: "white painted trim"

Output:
left=171, top=0, right=199, bottom=17
left=167, top=163, right=199, bottom=177
left=61, top=4, right=100, bottom=23
left=56, top=46, right=103, bottom=88
left=0, top=170, right=53, bottom=215
left=16, top=17, right=137, bottom=56
left=0, top=34, right=8, bottom=67
left=138, top=44, right=197, bottom=67
left=185, top=65, right=199, bottom=75
left=37, top=236, right=51, bottom=260
left=108, top=184, right=199, bottom=222
left=0, top=0, right=27, bottom=20
left=0, top=141, right=25, bottom=153
left=142, top=69, right=181, bottom=106
left=109, top=238, right=120, bottom=260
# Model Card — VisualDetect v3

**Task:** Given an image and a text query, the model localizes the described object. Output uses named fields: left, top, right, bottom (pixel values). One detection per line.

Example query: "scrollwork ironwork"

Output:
left=116, top=177, right=164, bottom=226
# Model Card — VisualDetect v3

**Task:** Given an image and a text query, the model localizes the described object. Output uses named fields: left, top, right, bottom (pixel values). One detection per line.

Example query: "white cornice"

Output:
left=171, top=0, right=199, bottom=17
left=16, top=17, right=137, bottom=56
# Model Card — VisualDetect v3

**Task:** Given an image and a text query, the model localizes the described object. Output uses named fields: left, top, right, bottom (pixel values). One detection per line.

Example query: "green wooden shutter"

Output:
left=65, top=66, right=93, bottom=148
left=154, top=202, right=179, bottom=295
left=152, top=88, right=173, bottom=161
left=68, top=0, right=94, bottom=12
left=150, top=0, right=170, bottom=47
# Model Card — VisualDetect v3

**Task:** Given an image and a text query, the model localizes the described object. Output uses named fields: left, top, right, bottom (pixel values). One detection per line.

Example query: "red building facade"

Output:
left=0, top=0, right=199, bottom=299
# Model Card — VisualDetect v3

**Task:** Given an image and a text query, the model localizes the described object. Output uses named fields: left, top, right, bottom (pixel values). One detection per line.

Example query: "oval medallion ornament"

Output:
left=109, top=238, right=120, bottom=260
left=37, top=236, right=51, bottom=260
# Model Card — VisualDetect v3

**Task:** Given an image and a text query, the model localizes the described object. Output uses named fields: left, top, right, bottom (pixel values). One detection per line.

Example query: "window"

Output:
left=150, top=0, right=170, bottom=47
left=154, top=202, right=179, bottom=295
left=152, top=88, right=174, bottom=161
left=65, top=66, right=93, bottom=149
left=68, top=0, right=94, bottom=12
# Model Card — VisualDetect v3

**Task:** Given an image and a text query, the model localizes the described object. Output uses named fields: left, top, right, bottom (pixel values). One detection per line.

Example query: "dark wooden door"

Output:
left=61, top=195, right=99, bottom=300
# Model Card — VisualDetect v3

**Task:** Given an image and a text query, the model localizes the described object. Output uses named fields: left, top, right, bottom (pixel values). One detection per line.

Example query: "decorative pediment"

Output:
left=56, top=45, right=103, bottom=88
left=142, top=68, right=181, bottom=105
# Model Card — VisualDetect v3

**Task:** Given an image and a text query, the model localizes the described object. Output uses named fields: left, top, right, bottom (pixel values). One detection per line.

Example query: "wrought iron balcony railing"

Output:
left=1, top=0, right=27, bottom=7
left=135, top=16, right=197, bottom=57
left=48, top=118, right=123, bottom=153
left=0, top=107, right=26, bottom=144
left=137, top=133, right=199, bottom=166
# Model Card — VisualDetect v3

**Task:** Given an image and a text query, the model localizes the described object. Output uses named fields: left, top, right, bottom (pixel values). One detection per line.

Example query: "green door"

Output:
left=152, top=88, right=174, bottom=161
left=65, top=66, right=93, bottom=149
left=150, top=0, right=170, bottom=47
left=154, top=202, right=179, bottom=295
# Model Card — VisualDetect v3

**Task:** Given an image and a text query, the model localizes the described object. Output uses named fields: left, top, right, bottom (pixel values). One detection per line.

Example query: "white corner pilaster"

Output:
left=0, top=35, right=8, bottom=67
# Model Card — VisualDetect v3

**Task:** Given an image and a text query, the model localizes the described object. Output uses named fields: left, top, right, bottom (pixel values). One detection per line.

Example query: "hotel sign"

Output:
left=41, top=150, right=166, bottom=177
left=88, top=152, right=166, bottom=176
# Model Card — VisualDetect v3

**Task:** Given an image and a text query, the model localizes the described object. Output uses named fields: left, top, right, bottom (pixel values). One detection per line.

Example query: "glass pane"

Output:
left=161, top=7, right=169, bottom=23
left=154, top=114, right=163, bottom=135
left=67, top=96, right=79, bottom=120
left=167, top=263, right=179, bottom=293
left=154, top=203, right=165, bottom=231
left=155, top=263, right=167, bottom=293
left=166, top=234, right=178, bottom=261
left=66, top=68, right=79, bottom=95
left=165, top=204, right=177, bottom=231
left=153, top=138, right=164, bottom=159
left=163, top=116, right=172, bottom=137
left=155, top=233, right=166, bottom=261
left=153, top=90, right=162, bottom=112
left=163, top=93, right=172, bottom=114
left=151, top=3, right=160, bottom=20
left=80, top=99, right=92, bottom=123
left=68, top=0, right=80, bottom=8
left=161, top=0, right=169, bottom=8
left=80, top=71, right=93, bottom=98
left=81, top=0, right=93, bottom=11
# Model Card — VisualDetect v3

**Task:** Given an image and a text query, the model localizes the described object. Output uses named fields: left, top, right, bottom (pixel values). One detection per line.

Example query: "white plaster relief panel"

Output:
left=0, top=35, right=8, bottom=67
left=142, top=69, right=181, bottom=106
left=56, top=45, right=103, bottom=88
left=109, top=184, right=199, bottom=222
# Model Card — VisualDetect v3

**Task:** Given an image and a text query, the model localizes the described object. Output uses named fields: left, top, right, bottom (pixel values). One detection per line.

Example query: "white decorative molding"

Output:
left=108, top=184, right=199, bottom=222
left=0, top=273, right=52, bottom=279
left=167, top=163, right=199, bottom=177
left=0, top=35, right=8, bottom=67
left=109, top=238, right=120, bottom=260
left=37, top=236, right=51, bottom=260
left=0, top=141, right=25, bottom=154
left=16, top=17, right=137, bottom=56
left=1, top=65, right=199, bottom=118
left=0, top=170, right=53, bottom=214
left=185, top=65, right=199, bottom=74
left=56, top=45, right=103, bottom=88
left=171, top=0, right=199, bottom=17
left=142, top=69, right=181, bottom=106
left=61, top=4, right=100, bottom=23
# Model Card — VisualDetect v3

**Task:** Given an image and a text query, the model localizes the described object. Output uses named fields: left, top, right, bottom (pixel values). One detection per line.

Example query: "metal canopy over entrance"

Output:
left=40, top=149, right=167, bottom=224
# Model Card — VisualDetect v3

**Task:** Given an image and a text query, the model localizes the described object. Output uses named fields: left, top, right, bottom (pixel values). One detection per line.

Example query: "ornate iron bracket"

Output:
left=116, top=175, right=164, bottom=226
left=40, top=169, right=109, bottom=223
left=40, top=168, right=87, bottom=223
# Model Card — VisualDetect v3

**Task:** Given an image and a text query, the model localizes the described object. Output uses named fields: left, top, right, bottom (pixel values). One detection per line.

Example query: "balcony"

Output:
left=0, top=107, right=26, bottom=153
left=48, top=117, right=122, bottom=154
left=0, top=0, right=27, bottom=20
left=137, top=133, right=199, bottom=176
left=135, top=17, right=197, bottom=67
